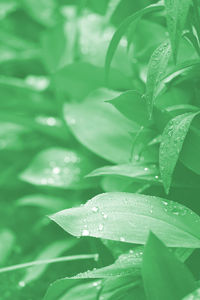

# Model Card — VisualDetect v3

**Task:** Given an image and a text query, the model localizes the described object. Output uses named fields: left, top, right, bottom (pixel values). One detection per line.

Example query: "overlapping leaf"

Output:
left=142, top=233, right=196, bottom=300
left=159, top=112, right=200, bottom=193
left=50, top=192, right=200, bottom=247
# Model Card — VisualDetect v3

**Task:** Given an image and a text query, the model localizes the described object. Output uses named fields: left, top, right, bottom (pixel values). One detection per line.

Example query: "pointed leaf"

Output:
left=21, top=240, right=77, bottom=285
left=50, top=192, right=200, bottom=247
left=105, top=2, right=164, bottom=77
left=142, top=232, right=196, bottom=300
left=145, top=40, right=171, bottom=117
left=164, top=0, right=192, bottom=61
left=107, top=90, right=150, bottom=126
left=159, top=112, right=200, bottom=194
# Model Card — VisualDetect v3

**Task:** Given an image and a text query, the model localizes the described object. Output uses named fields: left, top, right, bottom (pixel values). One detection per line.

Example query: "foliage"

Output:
left=1, top=0, right=200, bottom=299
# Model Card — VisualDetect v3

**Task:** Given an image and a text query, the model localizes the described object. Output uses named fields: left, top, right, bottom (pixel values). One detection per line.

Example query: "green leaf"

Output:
left=183, top=288, right=200, bottom=300
left=145, top=40, right=171, bottom=118
left=53, top=62, right=131, bottom=101
left=142, top=232, right=196, bottom=300
left=105, top=2, right=164, bottom=78
left=107, top=90, right=150, bottom=126
left=87, top=163, right=160, bottom=184
left=16, top=194, right=68, bottom=213
left=20, top=148, right=96, bottom=189
left=164, top=0, right=192, bottom=62
left=159, top=112, right=200, bottom=194
left=20, top=239, right=77, bottom=285
left=50, top=192, right=200, bottom=247
left=64, top=101, right=138, bottom=164
left=0, top=229, right=15, bottom=265
left=75, top=248, right=143, bottom=278
left=44, top=279, right=101, bottom=300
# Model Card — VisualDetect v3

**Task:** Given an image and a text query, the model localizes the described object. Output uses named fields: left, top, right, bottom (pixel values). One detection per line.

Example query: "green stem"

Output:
left=0, top=254, right=99, bottom=274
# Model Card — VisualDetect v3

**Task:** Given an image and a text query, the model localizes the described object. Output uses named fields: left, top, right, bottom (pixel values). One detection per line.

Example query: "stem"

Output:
left=0, top=254, right=98, bottom=274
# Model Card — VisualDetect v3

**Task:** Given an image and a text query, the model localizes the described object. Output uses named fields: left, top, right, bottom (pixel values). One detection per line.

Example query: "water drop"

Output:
left=18, top=281, right=26, bottom=288
left=144, top=167, right=149, bottom=171
left=92, top=206, right=99, bottom=213
left=82, top=229, right=89, bottom=236
left=98, top=224, right=104, bottom=231
left=52, top=167, right=60, bottom=174
left=120, top=237, right=125, bottom=242
left=155, top=175, right=159, bottom=179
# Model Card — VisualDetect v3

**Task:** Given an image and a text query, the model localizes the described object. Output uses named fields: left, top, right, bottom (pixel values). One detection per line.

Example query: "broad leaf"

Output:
left=164, top=0, right=192, bottom=62
left=107, top=90, right=150, bottom=126
left=145, top=40, right=171, bottom=117
left=64, top=101, right=138, bottom=163
left=50, top=192, right=200, bottom=247
left=20, top=148, right=96, bottom=189
left=159, top=112, right=200, bottom=194
left=142, top=232, right=196, bottom=300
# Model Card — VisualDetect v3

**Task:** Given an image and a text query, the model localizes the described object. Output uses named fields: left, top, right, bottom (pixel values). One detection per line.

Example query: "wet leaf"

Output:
left=50, top=192, right=200, bottom=247
left=159, top=112, right=200, bottom=194
left=105, top=2, right=164, bottom=78
left=145, top=40, right=171, bottom=117
left=142, top=232, right=196, bottom=300
left=20, top=148, right=96, bottom=189
left=164, top=0, right=192, bottom=62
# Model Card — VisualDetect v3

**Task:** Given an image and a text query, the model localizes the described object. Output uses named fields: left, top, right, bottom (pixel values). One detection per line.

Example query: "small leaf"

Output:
left=183, top=288, right=200, bottom=300
left=164, top=0, right=192, bottom=62
left=142, top=232, right=196, bottom=300
left=159, top=112, right=200, bottom=194
left=105, top=2, right=164, bottom=78
left=16, top=194, right=68, bottom=213
left=64, top=101, right=138, bottom=164
left=87, top=163, right=160, bottom=184
left=20, top=148, right=96, bottom=189
left=44, top=279, right=101, bottom=300
left=50, top=192, right=200, bottom=247
left=107, top=90, right=150, bottom=126
left=145, top=40, right=171, bottom=117
left=21, top=240, right=77, bottom=285
left=0, top=229, right=15, bottom=265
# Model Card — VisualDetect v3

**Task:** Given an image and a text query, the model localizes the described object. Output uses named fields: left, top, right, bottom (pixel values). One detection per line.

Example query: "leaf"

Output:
left=164, top=0, right=192, bottom=62
left=145, top=40, right=171, bottom=117
left=20, top=148, right=96, bottom=189
left=107, top=90, right=150, bottom=126
left=74, top=248, right=143, bottom=278
left=22, top=0, right=58, bottom=27
left=44, top=279, right=101, bottom=300
left=16, top=194, right=68, bottom=213
left=159, top=112, right=200, bottom=194
left=105, top=2, right=164, bottom=78
left=183, top=288, right=200, bottom=300
left=142, top=232, right=196, bottom=300
left=20, top=240, right=77, bottom=285
left=0, top=229, right=15, bottom=265
left=87, top=163, right=160, bottom=184
left=50, top=192, right=200, bottom=247
left=53, top=62, right=131, bottom=101
left=64, top=101, right=139, bottom=164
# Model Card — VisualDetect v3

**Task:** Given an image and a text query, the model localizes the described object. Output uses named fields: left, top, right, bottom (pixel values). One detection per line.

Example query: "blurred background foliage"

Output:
left=1, top=0, right=200, bottom=299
